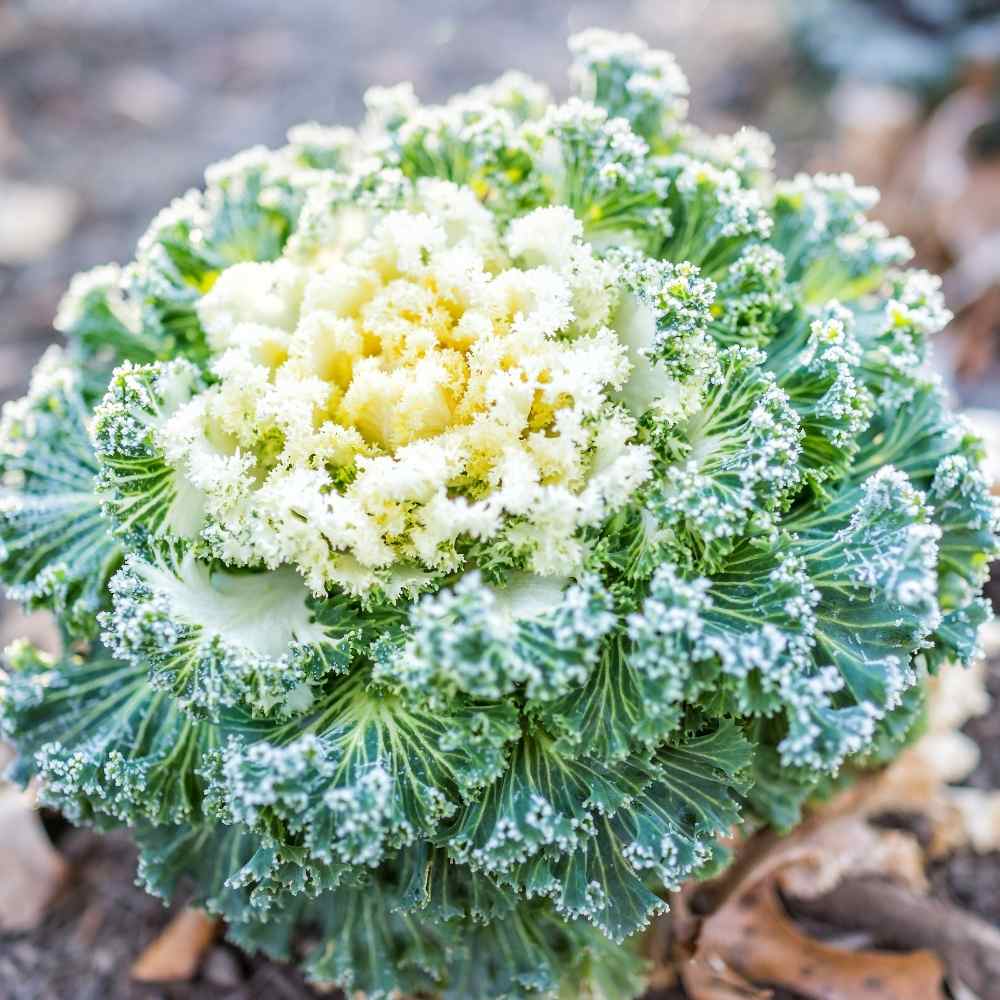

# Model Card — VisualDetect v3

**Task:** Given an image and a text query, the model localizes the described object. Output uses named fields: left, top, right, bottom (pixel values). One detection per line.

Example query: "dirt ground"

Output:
left=0, top=2, right=998, bottom=998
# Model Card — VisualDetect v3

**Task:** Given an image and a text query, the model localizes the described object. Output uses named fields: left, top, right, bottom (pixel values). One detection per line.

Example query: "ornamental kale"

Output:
left=2, top=29, right=998, bottom=1000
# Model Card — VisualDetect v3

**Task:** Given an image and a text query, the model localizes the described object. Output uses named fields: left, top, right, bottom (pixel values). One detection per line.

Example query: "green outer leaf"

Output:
left=538, top=101, right=667, bottom=248
left=539, top=635, right=706, bottom=762
left=852, top=386, right=1000, bottom=668
left=385, top=572, right=616, bottom=708
left=779, top=467, right=940, bottom=768
left=769, top=172, right=911, bottom=302
left=0, top=354, right=122, bottom=637
left=0, top=643, right=261, bottom=825
left=127, top=159, right=297, bottom=368
left=214, top=669, right=520, bottom=870
left=568, top=28, right=689, bottom=149
left=765, top=303, right=874, bottom=482
left=446, top=731, right=658, bottom=875
left=54, top=266, right=167, bottom=389
left=510, top=723, right=751, bottom=942
left=101, top=545, right=372, bottom=719
left=647, top=344, right=802, bottom=567
left=134, top=818, right=645, bottom=999
left=93, top=359, right=206, bottom=547
left=395, top=842, right=520, bottom=925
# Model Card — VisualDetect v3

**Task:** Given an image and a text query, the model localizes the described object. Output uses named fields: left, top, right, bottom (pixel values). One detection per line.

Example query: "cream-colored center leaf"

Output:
left=169, top=180, right=650, bottom=595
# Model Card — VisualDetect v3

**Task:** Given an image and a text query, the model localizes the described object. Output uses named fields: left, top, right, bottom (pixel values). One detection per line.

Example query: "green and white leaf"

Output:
left=101, top=545, right=370, bottom=718
left=0, top=350, right=122, bottom=636
left=646, top=345, right=803, bottom=566
left=0, top=642, right=262, bottom=825
left=446, top=731, right=658, bottom=876
left=213, top=669, right=519, bottom=870
left=93, top=359, right=207, bottom=546
left=383, top=572, right=616, bottom=707
left=508, top=723, right=750, bottom=942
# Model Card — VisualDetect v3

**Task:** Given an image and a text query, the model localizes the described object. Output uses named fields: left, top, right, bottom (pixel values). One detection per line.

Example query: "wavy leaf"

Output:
left=0, top=353, right=122, bottom=636
left=101, top=545, right=373, bottom=718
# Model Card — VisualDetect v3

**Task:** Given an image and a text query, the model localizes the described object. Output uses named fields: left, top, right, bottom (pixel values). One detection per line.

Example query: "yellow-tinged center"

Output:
left=171, top=181, right=649, bottom=595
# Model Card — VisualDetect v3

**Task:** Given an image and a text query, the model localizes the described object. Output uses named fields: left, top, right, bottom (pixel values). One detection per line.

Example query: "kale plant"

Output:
left=2, top=29, right=998, bottom=999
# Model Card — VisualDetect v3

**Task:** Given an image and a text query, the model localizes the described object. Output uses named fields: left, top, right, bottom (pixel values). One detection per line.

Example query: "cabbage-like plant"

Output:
left=2, top=29, right=997, bottom=1000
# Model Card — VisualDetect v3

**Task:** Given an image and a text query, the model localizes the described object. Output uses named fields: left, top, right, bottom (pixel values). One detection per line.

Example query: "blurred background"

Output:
left=0, top=1, right=998, bottom=997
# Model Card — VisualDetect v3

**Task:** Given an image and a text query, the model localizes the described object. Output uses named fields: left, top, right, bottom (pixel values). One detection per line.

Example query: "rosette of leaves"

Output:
left=1, top=28, right=997, bottom=1000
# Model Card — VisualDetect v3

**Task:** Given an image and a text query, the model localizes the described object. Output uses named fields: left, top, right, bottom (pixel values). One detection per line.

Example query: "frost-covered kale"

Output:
left=2, top=29, right=998, bottom=1000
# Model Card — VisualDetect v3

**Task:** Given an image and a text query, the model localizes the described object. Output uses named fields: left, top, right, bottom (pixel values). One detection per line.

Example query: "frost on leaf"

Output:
left=94, top=359, right=207, bottom=546
left=100, top=546, right=365, bottom=718
left=212, top=669, right=519, bottom=871
left=0, top=26, right=996, bottom=1000
left=0, top=349, right=122, bottom=637
left=386, top=572, right=616, bottom=706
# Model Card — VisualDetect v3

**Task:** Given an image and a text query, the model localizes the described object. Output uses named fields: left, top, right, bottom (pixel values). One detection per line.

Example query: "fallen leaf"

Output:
left=787, top=877, right=1000, bottom=999
left=0, top=786, right=67, bottom=931
left=681, top=954, right=772, bottom=1000
left=775, top=816, right=927, bottom=899
left=683, top=865, right=944, bottom=1000
left=675, top=808, right=945, bottom=1000
left=131, top=906, right=220, bottom=983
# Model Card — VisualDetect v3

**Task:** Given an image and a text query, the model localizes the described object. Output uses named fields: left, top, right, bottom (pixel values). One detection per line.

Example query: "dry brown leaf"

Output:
left=131, top=906, right=220, bottom=983
left=684, top=866, right=944, bottom=1000
left=682, top=954, right=773, bottom=1000
left=0, top=786, right=67, bottom=932
left=775, top=816, right=927, bottom=899
left=674, top=810, right=945, bottom=1000
left=788, top=877, right=1000, bottom=999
